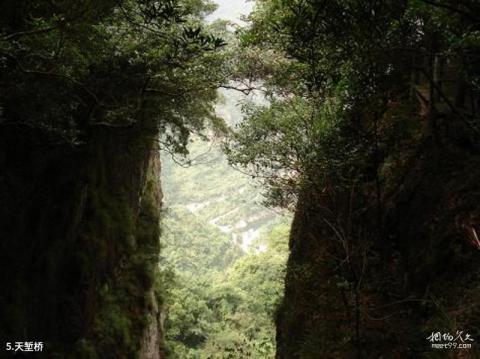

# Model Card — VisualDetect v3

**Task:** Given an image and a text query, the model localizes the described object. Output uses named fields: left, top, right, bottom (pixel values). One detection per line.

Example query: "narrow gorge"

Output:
left=1, top=0, right=479, bottom=358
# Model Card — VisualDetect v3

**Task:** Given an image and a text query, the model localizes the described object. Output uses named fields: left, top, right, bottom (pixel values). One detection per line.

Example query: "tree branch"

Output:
left=415, top=66, right=480, bottom=137
left=144, top=88, right=188, bottom=98
left=0, top=50, right=99, bottom=104
left=2, top=26, right=58, bottom=41
left=219, top=84, right=255, bottom=95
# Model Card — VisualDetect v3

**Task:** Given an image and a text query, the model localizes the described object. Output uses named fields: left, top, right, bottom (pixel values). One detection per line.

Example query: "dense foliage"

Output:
left=159, top=218, right=289, bottom=358
left=0, top=0, right=227, bottom=152
left=2, top=0, right=480, bottom=357
left=225, top=0, right=480, bottom=357
left=0, top=0, right=231, bottom=357
left=159, top=137, right=290, bottom=358
left=226, top=0, right=480, bottom=207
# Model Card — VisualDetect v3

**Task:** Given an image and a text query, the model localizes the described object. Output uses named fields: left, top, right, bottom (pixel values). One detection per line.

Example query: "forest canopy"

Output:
left=226, top=0, right=480, bottom=207
left=0, top=0, right=228, bottom=154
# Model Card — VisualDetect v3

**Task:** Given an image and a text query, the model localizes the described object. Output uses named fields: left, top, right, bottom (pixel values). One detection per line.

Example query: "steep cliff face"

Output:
left=0, top=124, right=164, bottom=358
left=276, top=117, right=480, bottom=358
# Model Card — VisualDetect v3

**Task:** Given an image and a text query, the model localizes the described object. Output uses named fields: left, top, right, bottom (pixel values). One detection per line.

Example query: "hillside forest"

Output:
left=0, top=0, right=479, bottom=358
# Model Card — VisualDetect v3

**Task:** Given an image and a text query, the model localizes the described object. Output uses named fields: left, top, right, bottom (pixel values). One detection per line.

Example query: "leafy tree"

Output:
left=0, top=0, right=227, bottom=151
left=226, top=0, right=480, bottom=207
left=159, top=220, right=289, bottom=358
left=225, top=1, right=480, bottom=357
left=0, top=0, right=230, bottom=356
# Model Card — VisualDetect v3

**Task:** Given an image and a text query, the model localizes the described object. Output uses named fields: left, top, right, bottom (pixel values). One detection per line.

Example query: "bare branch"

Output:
left=2, top=26, right=58, bottom=41
left=220, top=84, right=255, bottom=95
left=415, top=66, right=480, bottom=137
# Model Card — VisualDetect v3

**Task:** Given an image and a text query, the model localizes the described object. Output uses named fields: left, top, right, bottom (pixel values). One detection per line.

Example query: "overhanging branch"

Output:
left=0, top=50, right=99, bottom=104
left=2, top=26, right=58, bottom=41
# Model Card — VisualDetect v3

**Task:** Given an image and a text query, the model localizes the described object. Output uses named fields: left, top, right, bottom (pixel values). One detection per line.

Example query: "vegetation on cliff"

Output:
left=2, top=0, right=480, bottom=358
left=226, top=0, right=480, bottom=357
left=0, top=0, right=227, bottom=357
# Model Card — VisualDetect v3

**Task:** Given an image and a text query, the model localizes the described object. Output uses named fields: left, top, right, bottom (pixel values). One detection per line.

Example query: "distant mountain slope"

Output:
left=161, top=134, right=283, bottom=251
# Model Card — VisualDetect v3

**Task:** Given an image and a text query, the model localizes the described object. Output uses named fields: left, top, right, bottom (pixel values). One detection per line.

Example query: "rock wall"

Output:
left=276, top=118, right=480, bottom=358
left=0, top=124, right=164, bottom=358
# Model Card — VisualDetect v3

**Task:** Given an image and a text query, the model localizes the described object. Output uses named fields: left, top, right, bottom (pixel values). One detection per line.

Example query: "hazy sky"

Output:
left=208, top=0, right=255, bottom=23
